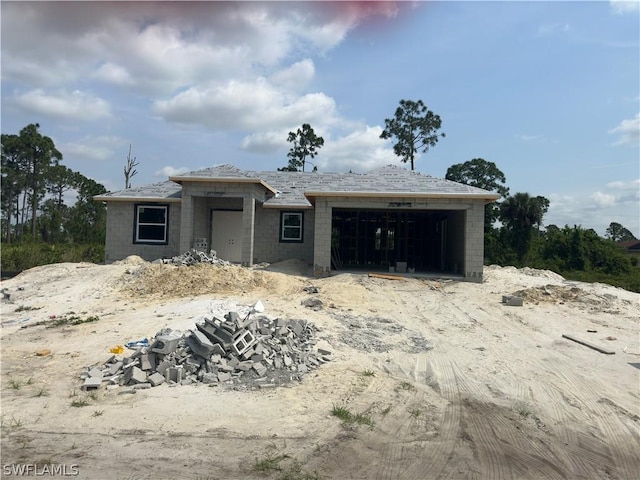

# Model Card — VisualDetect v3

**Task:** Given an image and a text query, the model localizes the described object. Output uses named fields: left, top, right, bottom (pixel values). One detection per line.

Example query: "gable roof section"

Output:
left=96, top=164, right=500, bottom=207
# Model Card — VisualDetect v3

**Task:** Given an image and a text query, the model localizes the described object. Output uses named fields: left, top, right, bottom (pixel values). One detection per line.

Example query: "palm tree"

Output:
left=500, top=192, right=546, bottom=262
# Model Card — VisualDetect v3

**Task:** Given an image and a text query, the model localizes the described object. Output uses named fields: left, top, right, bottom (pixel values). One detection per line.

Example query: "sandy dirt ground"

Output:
left=1, top=258, right=639, bottom=480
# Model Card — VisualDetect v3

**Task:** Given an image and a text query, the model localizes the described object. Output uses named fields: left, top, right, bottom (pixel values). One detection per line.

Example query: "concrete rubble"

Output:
left=80, top=305, right=331, bottom=391
left=154, top=249, right=231, bottom=267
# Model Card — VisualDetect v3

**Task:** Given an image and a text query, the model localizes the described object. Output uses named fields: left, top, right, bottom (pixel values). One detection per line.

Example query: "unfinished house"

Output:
left=94, top=164, right=499, bottom=281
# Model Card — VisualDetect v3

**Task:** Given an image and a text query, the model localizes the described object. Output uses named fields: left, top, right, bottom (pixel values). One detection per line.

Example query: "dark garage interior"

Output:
left=331, top=208, right=465, bottom=274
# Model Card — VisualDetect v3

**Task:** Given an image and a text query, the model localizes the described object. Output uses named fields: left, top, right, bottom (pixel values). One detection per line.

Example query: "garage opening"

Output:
left=331, top=208, right=465, bottom=274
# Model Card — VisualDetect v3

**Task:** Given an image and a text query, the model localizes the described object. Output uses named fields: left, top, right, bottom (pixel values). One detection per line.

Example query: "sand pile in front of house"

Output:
left=119, top=261, right=308, bottom=299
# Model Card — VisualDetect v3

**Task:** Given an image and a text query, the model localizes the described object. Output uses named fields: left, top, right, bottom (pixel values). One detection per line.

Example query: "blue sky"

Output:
left=2, top=1, right=638, bottom=236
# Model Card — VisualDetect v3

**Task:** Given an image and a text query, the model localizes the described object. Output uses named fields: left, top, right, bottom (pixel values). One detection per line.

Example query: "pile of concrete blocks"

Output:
left=81, top=309, right=331, bottom=391
left=155, top=249, right=231, bottom=266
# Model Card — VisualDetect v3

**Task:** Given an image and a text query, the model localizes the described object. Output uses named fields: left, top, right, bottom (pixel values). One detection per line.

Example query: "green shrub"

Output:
left=1, top=242, right=104, bottom=273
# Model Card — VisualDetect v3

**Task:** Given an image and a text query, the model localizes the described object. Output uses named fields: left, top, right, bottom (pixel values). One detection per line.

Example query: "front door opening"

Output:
left=210, top=210, right=243, bottom=263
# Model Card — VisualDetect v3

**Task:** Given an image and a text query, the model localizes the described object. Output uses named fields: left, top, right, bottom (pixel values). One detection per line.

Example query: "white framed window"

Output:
left=134, top=204, right=168, bottom=244
left=280, top=211, right=303, bottom=243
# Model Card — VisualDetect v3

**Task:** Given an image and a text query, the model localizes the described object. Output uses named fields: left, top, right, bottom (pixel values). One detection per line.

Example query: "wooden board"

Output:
left=368, top=273, right=406, bottom=281
left=562, top=334, right=615, bottom=355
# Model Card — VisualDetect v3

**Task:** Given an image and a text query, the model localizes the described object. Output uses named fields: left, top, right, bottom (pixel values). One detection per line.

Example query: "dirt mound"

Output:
left=119, top=262, right=306, bottom=298
left=512, top=284, right=632, bottom=313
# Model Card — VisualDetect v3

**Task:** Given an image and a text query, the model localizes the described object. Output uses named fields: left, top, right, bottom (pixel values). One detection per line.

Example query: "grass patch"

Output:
left=33, top=387, right=49, bottom=397
left=47, top=312, right=99, bottom=328
left=361, top=369, right=375, bottom=377
left=14, top=305, right=41, bottom=312
left=91, top=410, right=104, bottom=417
left=381, top=406, right=392, bottom=416
left=8, top=378, right=22, bottom=390
left=396, top=381, right=416, bottom=392
left=254, top=453, right=289, bottom=472
left=331, top=403, right=374, bottom=428
left=9, top=416, right=23, bottom=428
left=515, top=402, right=532, bottom=419
left=409, top=409, right=421, bottom=418
left=254, top=453, right=320, bottom=480
left=70, top=399, right=89, bottom=408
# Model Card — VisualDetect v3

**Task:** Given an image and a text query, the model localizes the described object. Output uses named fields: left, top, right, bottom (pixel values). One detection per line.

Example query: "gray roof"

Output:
left=96, top=164, right=499, bottom=206
left=94, top=180, right=182, bottom=202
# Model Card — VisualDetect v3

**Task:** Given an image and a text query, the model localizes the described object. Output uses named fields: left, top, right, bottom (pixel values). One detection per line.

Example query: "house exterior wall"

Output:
left=102, top=183, right=487, bottom=282
left=464, top=201, right=485, bottom=281
left=253, top=205, right=315, bottom=265
left=103, top=201, right=181, bottom=263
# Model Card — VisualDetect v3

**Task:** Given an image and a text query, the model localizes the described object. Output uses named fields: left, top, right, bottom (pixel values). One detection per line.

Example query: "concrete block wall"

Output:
left=253, top=206, right=314, bottom=265
left=104, top=201, right=181, bottom=263
left=464, top=201, right=485, bottom=282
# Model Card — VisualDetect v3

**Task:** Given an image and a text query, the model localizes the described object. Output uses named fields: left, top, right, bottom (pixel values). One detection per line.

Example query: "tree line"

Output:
left=1, top=123, right=106, bottom=245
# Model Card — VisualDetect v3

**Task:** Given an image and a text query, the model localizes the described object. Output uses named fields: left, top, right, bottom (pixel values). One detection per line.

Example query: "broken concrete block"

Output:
left=82, top=376, right=102, bottom=390
left=252, top=363, right=267, bottom=377
left=302, top=298, right=323, bottom=309
left=132, top=383, right=151, bottom=390
left=298, top=364, right=308, bottom=374
left=108, top=361, right=123, bottom=375
left=151, top=334, right=181, bottom=354
left=148, top=372, right=165, bottom=387
left=237, top=361, right=254, bottom=371
left=231, top=330, right=257, bottom=356
left=156, top=360, right=173, bottom=376
left=202, top=372, right=218, bottom=384
left=186, top=330, right=216, bottom=358
left=290, top=320, right=304, bottom=336
left=504, top=296, right=524, bottom=307
left=129, top=366, right=147, bottom=384
left=139, top=354, right=156, bottom=371
left=166, top=366, right=183, bottom=383
left=217, top=371, right=231, bottom=382
left=87, top=367, right=104, bottom=378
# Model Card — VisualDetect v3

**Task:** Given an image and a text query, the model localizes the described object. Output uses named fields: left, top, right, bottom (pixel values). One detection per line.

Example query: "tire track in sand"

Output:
left=375, top=353, right=461, bottom=480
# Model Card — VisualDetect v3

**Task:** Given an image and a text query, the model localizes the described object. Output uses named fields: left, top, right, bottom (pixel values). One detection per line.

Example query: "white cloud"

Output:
left=590, top=191, right=617, bottom=207
left=93, top=62, right=134, bottom=87
left=154, top=78, right=339, bottom=133
left=60, top=135, right=126, bottom=162
left=1, top=2, right=397, bottom=93
left=241, top=131, right=289, bottom=154
left=546, top=178, right=640, bottom=235
left=609, top=113, right=640, bottom=146
left=16, top=89, right=111, bottom=121
left=154, top=166, right=190, bottom=178
left=317, top=125, right=399, bottom=173
left=610, top=0, right=640, bottom=15
left=269, top=59, right=315, bottom=92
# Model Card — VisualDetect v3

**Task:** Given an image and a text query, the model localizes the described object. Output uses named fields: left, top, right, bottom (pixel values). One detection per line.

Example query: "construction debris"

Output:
left=155, top=249, right=231, bottom=267
left=562, top=333, right=615, bottom=355
left=80, top=303, right=331, bottom=391
left=502, top=295, right=524, bottom=306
